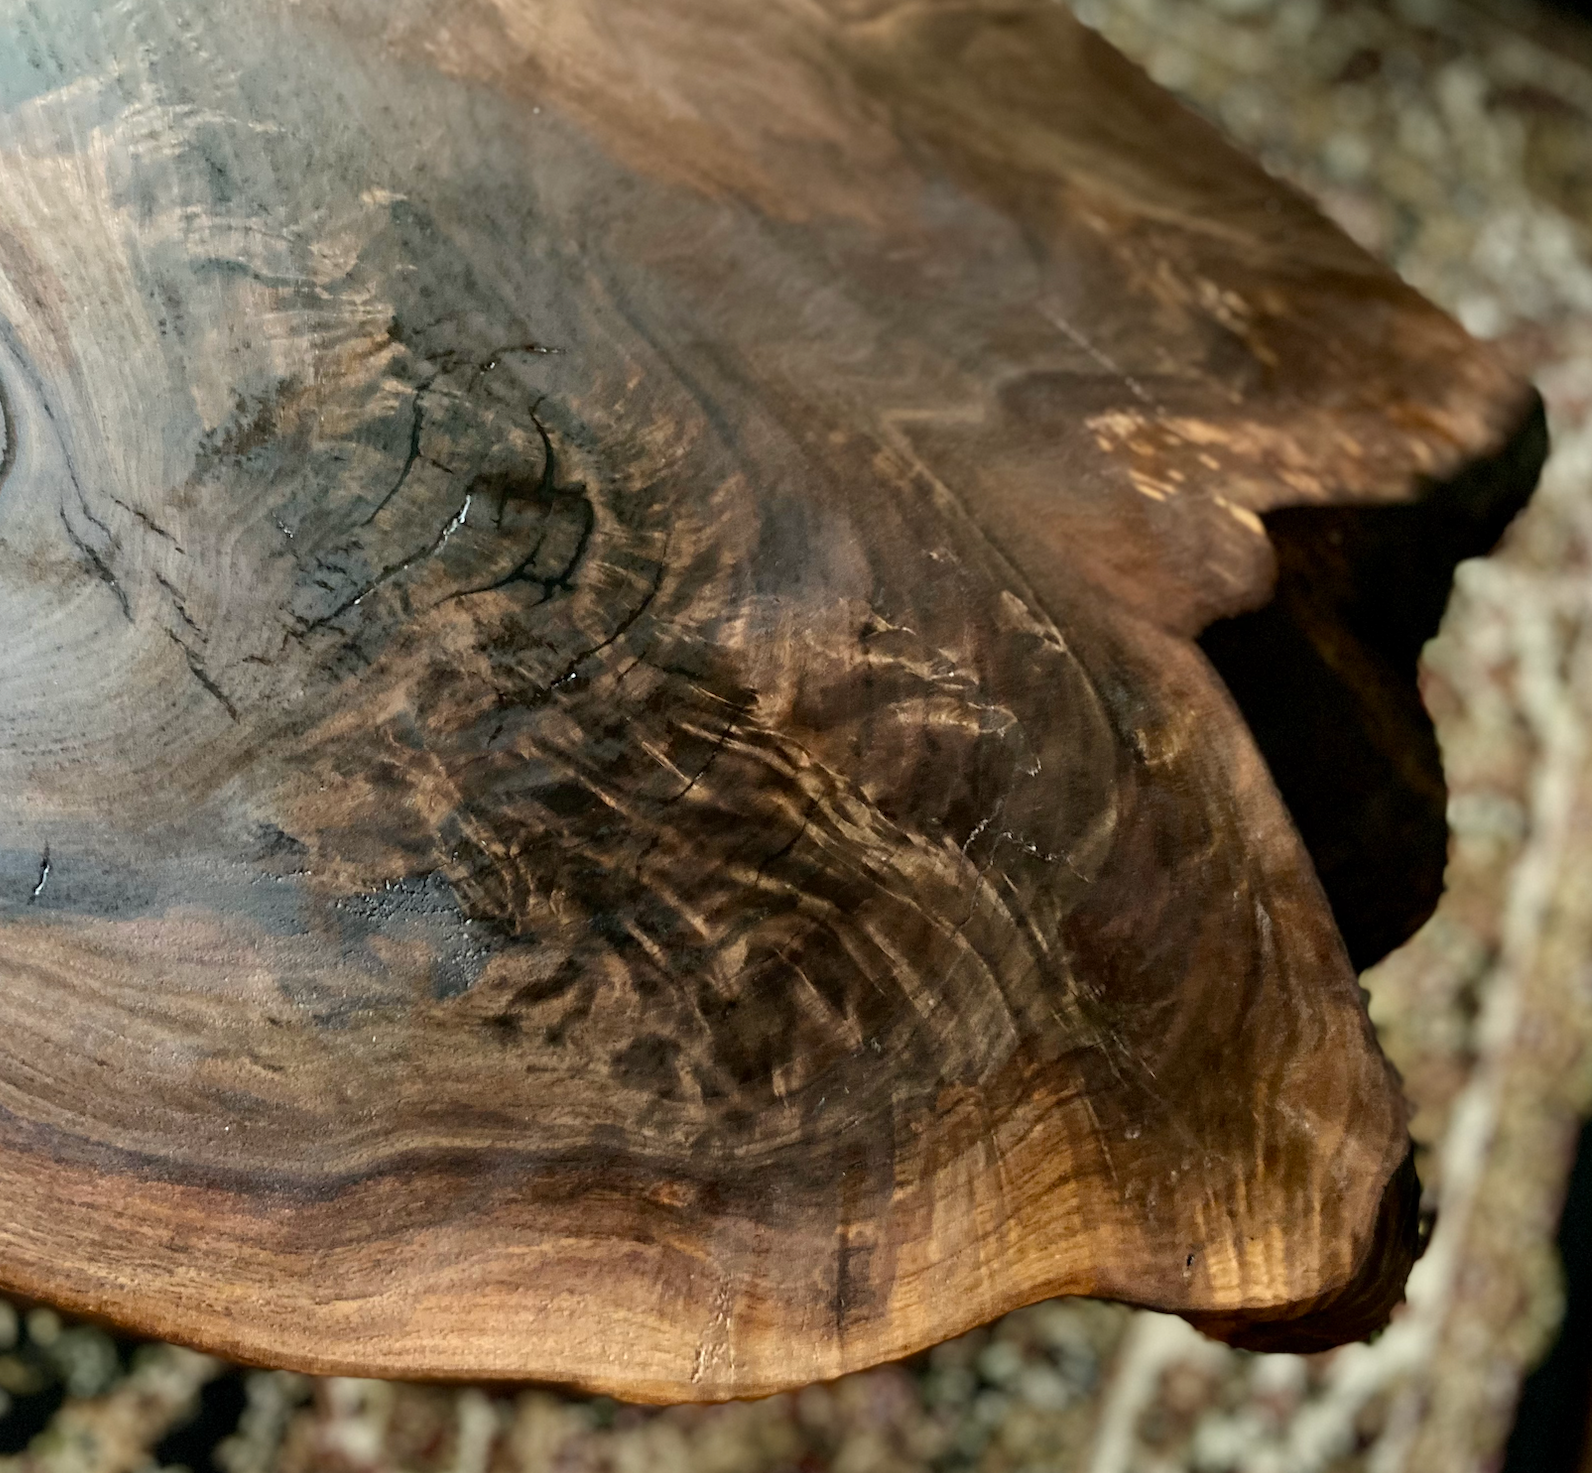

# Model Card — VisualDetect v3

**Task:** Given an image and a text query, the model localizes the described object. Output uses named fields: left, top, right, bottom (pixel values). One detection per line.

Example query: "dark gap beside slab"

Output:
left=1199, top=395, right=1548, bottom=973
left=1503, top=1111, right=1592, bottom=1472
left=152, top=1370, right=250, bottom=1473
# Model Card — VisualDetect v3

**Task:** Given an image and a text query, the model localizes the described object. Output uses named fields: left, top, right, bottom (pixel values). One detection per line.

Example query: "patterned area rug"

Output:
left=3, top=1, right=1591, bottom=1469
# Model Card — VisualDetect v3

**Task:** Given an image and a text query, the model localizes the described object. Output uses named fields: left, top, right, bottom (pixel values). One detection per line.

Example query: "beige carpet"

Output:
left=2, top=2, right=1590, bottom=1469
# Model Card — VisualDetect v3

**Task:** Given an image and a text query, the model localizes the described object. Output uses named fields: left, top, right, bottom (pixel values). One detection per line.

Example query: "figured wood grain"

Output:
left=0, top=0, right=1542, bottom=1400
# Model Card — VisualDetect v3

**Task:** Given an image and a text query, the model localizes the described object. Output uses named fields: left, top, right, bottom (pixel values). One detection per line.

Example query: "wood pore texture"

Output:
left=0, top=0, right=1543, bottom=1401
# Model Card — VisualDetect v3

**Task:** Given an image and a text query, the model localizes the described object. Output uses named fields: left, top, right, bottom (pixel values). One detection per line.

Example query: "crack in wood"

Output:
left=58, top=506, right=131, bottom=622
left=107, top=491, right=185, bottom=553
left=27, top=846, right=49, bottom=904
left=446, top=412, right=593, bottom=603
left=361, top=381, right=435, bottom=527
left=0, top=374, right=15, bottom=495
left=155, top=572, right=205, bottom=637
left=296, top=493, right=473, bottom=636
left=166, top=629, right=239, bottom=721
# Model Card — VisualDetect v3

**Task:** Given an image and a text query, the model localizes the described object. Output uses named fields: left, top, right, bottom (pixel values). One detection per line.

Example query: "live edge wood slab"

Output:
left=0, top=0, right=1545, bottom=1402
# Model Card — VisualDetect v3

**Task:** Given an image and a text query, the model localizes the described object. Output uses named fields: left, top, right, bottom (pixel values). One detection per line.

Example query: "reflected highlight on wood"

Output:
left=0, top=0, right=1543, bottom=1401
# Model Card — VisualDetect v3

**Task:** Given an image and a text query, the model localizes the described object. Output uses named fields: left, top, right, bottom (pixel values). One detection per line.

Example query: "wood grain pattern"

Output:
left=0, top=0, right=1541, bottom=1400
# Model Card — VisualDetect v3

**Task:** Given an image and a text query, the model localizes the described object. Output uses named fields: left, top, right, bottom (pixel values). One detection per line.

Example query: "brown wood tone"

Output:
left=0, top=0, right=1542, bottom=1402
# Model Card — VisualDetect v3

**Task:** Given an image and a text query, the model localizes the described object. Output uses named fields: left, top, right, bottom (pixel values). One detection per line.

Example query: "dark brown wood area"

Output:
left=0, top=0, right=1542, bottom=1400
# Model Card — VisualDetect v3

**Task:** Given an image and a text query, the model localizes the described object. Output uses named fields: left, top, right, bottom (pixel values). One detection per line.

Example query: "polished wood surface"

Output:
left=0, top=0, right=1541, bottom=1400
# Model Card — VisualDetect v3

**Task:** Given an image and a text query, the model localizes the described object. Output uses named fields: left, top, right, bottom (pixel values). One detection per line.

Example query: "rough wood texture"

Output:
left=0, top=0, right=1540, bottom=1400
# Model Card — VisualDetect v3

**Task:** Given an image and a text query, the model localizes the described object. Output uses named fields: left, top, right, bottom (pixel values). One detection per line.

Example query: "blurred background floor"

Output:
left=4, top=1, right=1592, bottom=1470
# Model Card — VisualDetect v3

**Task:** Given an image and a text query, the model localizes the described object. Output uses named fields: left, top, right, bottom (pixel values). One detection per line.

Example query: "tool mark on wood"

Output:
left=1043, top=306, right=1158, bottom=408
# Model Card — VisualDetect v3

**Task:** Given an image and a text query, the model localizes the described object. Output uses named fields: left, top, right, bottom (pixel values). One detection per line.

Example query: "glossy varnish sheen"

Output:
left=0, top=0, right=1542, bottom=1399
